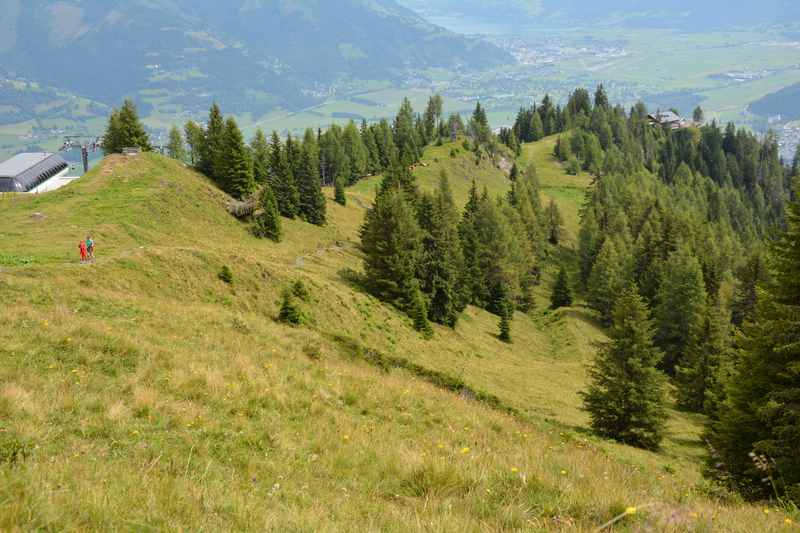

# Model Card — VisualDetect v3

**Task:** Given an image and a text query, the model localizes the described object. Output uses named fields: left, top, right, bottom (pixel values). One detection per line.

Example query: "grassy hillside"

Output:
left=0, top=144, right=793, bottom=531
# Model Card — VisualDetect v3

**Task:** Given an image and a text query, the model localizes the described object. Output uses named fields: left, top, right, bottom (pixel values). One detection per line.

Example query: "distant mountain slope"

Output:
left=0, top=0, right=510, bottom=115
left=399, top=0, right=800, bottom=31
left=750, top=82, right=800, bottom=122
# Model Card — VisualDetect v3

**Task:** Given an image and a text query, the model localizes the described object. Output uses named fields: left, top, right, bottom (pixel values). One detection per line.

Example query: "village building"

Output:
left=648, top=110, right=693, bottom=130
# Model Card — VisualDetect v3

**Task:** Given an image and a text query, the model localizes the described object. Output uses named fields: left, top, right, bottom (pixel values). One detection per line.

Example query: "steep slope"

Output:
left=0, top=0, right=509, bottom=117
left=0, top=147, right=792, bottom=530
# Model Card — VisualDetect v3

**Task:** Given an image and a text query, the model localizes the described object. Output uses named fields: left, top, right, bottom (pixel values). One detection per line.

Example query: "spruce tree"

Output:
left=202, top=103, right=225, bottom=182
left=509, top=162, right=519, bottom=181
left=550, top=266, right=573, bottom=309
left=360, top=182, right=422, bottom=307
left=707, top=182, right=800, bottom=502
left=582, top=286, right=668, bottom=450
left=418, top=171, right=464, bottom=327
left=102, top=110, right=124, bottom=155
left=268, top=131, right=299, bottom=218
left=410, top=282, right=433, bottom=338
left=102, top=100, right=151, bottom=154
left=296, top=145, right=326, bottom=226
left=166, top=125, right=186, bottom=162
left=221, top=117, right=255, bottom=199
left=654, top=246, right=707, bottom=374
left=251, top=129, right=270, bottom=185
left=278, top=288, right=303, bottom=326
left=334, top=175, right=347, bottom=206
left=545, top=199, right=564, bottom=245
left=254, top=184, right=282, bottom=242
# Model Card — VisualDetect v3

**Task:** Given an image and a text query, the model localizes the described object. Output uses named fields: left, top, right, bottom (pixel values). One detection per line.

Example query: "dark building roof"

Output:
left=0, top=153, right=69, bottom=193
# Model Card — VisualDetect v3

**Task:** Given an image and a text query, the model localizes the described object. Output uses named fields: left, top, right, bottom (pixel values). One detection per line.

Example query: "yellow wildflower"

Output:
left=436, top=443, right=445, bottom=449
left=784, top=518, right=792, bottom=525
left=343, top=435, right=350, bottom=441
left=460, top=447, right=470, bottom=454
left=625, top=507, right=637, bottom=515
left=763, top=508, right=770, bottom=515
left=511, top=467, right=519, bottom=473
left=560, top=469, right=567, bottom=475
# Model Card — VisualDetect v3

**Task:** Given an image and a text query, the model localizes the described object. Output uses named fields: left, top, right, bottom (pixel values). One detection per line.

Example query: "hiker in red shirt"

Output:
left=79, top=240, right=88, bottom=263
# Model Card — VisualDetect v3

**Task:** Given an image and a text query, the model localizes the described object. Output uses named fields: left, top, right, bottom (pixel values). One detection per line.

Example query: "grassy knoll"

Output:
left=0, top=145, right=794, bottom=531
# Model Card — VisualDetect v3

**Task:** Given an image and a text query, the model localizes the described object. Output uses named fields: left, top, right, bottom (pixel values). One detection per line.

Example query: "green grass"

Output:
left=0, top=146, right=795, bottom=531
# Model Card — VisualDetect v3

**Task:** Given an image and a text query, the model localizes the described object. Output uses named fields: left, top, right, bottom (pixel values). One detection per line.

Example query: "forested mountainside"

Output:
left=750, top=82, right=800, bottom=122
left=0, top=0, right=508, bottom=115
left=399, top=0, right=800, bottom=30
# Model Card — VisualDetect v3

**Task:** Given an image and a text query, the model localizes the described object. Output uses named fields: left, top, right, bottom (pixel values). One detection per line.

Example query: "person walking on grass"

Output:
left=79, top=240, right=88, bottom=264
left=86, top=235, right=95, bottom=261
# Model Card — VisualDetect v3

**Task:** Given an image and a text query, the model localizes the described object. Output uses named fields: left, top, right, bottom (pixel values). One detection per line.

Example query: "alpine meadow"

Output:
left=1, top=1, right=800, bottom=531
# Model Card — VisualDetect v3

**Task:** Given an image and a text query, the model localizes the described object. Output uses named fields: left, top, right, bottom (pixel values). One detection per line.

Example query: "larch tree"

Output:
left=166, top=125, right=186, bottom=162
left=582, top=286, right=668, bottom=450
left=654, top=246, right=707, bottom=374
left=184, top=121, right=204, bottom=167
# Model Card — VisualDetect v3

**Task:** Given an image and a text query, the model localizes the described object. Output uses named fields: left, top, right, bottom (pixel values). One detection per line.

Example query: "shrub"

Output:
left=291, top=279, right=310, bottom=301
left=278, top=289, right=303, bottom=326
left=218, top=265, right=233, bottom=284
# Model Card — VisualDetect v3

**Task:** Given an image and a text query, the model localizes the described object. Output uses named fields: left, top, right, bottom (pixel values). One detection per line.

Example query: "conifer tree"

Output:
left=360, top=182, right=422, bottom=307
left=498, top=310, right=512, bottom=343
left=509, top=162, right=519, bottom=181
left=793, top=144, right=800, bottom=177
left=588, top=237, right=630, bottom=326
left=102, top=100, right=152, bottom=154
left=184, top=120, right=204, bottom=167
left=278, top=288, right=303, bottom=326
left=296, top=145, right=326, bottom=226
left=418, top=171, right=464, bottom=327
left=530, top=112, right=545, bottom=141
left=221, top=117, right=255, bottom=199
left=166, top=125, right=186, bottom=162
left=334, top=175, right=347, bottom=206
left=550, top=266, right=573, bottom=309
left=268, top=131, right=299, bottom=218
left=410, top=282, right=433, bottom=338
left=707, top=181, right=800, bottom=502
left=254, top=184, right=282, bottom=242
left=654, top=246, right=707, bottom=374
left=394, top=98, right=420, bottom=163
left=545, top=199, right=564, bottom=245
left=731, top=249, right=770, bottom=327
left=594, top=84, right=610, bottom=110
left=582, top=286, right=668, bottom=450
left=202, top=103, right=225, bottom=182
left=675, top=297, right=732, bottom=412
left=251, top=129, right=270, bottom=185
